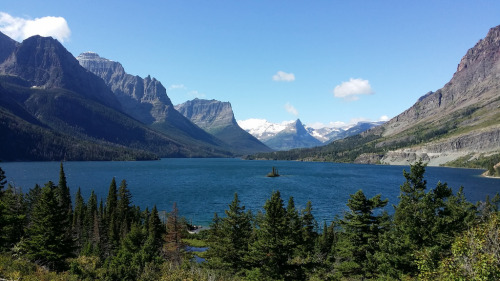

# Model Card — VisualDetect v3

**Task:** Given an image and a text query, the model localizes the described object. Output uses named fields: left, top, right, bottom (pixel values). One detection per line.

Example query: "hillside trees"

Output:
left=377, top=160, right=476, bottom=278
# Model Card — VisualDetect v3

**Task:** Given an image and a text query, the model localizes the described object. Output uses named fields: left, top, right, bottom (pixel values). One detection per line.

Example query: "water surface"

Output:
left=2, top=158, right=498, bottom=225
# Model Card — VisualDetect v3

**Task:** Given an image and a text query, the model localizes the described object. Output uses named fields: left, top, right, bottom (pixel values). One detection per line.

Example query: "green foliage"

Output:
left=378, top=160, right=476, bottom=278
left=20, top=181, right=74, bottom=271
left=208, top=193, right=252, bottom=273
left=0, top=163, right=497, bottom=280
left=444, top=152, right=500, bottom=170
left=336, top=189, right=390, bottom=279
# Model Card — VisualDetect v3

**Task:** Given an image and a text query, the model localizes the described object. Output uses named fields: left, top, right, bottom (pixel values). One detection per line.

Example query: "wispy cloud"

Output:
left=0, top=12, right=71, bottom=42
left=333, top=78, right=374, bottom=101
left=284, top=102, right=299, bottom=116
left=168, top=84, right=186, bottom=90
left=273, top=71, right=295, bottom=82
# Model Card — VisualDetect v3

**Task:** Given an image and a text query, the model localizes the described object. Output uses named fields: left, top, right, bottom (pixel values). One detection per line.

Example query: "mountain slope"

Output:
left=175, top=99, right=272, bottom=154
left=251, top=25, right=500, bottom=166
left=0, top=33, right=231, bottom=160
left=0, top=36, right=120, bottom=110
left=76, top=52, right=229, bottom=150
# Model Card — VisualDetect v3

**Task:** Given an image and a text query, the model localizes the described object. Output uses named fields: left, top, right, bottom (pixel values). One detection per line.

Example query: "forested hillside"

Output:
left=0, top=163, right=498, bottom=280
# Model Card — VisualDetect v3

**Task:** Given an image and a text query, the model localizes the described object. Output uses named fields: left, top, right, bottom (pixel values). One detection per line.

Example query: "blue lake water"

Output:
left=1, top=158, right=498, bottom=226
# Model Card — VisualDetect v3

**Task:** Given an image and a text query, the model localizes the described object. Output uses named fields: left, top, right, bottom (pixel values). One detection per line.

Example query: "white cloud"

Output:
left=379, top=115, right=390, bottom=121
left=0, top=12, right=71, bottom=43
left=333, top=78, right=374, bottom=101
left=273, top=71, right=295, bottom=82
left=284, top=102, right=299, bottom=116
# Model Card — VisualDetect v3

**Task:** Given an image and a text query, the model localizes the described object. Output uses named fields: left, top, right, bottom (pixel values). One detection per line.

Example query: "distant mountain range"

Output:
left=238, top=118, right=383, bottom=150
left=251, top=25, right=500, bottom=166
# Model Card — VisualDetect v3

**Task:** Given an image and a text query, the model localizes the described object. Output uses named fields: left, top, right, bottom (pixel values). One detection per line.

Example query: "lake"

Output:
left=1, top=158, right=498, bottom=226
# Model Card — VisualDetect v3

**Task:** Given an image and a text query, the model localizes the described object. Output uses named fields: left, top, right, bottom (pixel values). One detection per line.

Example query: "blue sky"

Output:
left=2, top=1, right=500, bottom=128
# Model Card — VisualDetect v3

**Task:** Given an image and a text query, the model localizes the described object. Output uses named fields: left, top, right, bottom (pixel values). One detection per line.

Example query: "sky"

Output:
left=1, top=1, right=500, bottom=128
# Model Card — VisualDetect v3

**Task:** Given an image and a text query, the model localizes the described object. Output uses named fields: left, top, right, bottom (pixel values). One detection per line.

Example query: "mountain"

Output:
left=0, top=36, right=120, bottom=110
left=323, top=121, right=385, bottom=143
left=251, top=25, right=500, bottom=166
left=237, top=119, right=295, bottom=141
left=239, top=118, right=383, bottom=147
left=262, top=119, right=322, bottom=151
left=76, top=52, right=227, bottom=149
left=175, top=99, right=272, bottom=154
left=0, top=33, right=231, bottom=161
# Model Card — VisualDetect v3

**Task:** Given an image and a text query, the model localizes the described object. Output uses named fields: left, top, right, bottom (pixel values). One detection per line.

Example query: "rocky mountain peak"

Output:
left=175, top=99, right=237, bottom=132
left=456, top=25, right=500, bottom=73
left=0, top=31, right=19, bottom=64
left=383, top=25, right=500, bottom=137
left=0, top=35, right=120, bottom=110
left=77, top=52, right=173, bottom=123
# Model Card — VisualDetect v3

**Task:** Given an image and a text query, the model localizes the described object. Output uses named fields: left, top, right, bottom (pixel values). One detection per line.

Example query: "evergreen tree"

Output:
left=0, top=184, right=26, bottom=251
left=72, top=187, right=86, bottom=250
left=105, top=177, right=118, bottom=251
left=208, top=193, right=252, bottom=273
left=336, top=189, right=389, bottom=279
left=0, top=167, right=6, bottom=192
left=21, top=181, right=74, bottom=271
left=248, top=191, right=295, bottom=279
left=117, top=179, right=132, bottom=239
left=378, top=160, right=475, bottom=278
left=147, top=205, right=165, bottom=253
left=164, top=202, right=184, bottom=265
left=57, top=162, right=72, bottom=222
left=300, top=201, right=317, bottom=255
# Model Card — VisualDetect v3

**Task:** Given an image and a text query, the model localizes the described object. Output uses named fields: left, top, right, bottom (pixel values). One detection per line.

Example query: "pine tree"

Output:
left=336, top=189, right=389, bottom=279
left=57, top=163, right=72, bottom=222
left=378, top=160, right=475, bottom=277
left=0, top=184, right=26, bottom=251
left=117, top=179, right=132, bottom=239
left=249, top=191, right=296, bottom=279
left=72, top=187, right=86, bottom=250
left=147, top=205, right=165, bottom=253
left=21, top=181, right=74, bottom=271
left=105, top=177, right=118, bottom=251
left=0, top=167, right=6, bottom=193
left=164, top=202, right=184, bottom=265
left=208, top=193, right=252, bottom=273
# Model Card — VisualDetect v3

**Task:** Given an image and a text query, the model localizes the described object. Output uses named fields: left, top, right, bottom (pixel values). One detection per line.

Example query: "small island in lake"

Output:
left=267, top=166, right=280, bottom=177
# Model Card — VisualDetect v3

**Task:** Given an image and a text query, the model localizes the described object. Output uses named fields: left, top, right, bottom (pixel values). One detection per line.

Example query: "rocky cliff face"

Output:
left=356, top=25, right=500, bottom=166
left=0, top=36, right=120, bottom=110
left=77, top=52, right=173, bottom=123
left=383, top=26, right=500, bottom=137
left=175, top=98, right=236, bottom=133
left=77, top=52, right=229, bottom=148
left=175, top=99, right=272, bottom=154
left=0, top=32, right=18, bottom=64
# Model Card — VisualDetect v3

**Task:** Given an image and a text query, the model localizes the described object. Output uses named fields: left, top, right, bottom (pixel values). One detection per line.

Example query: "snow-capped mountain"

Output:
left=238, top=118, right=385, bottom=149
left=237, top=119, right=295, bottom=141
